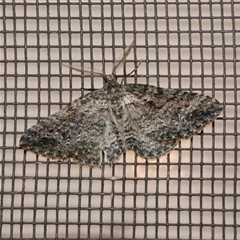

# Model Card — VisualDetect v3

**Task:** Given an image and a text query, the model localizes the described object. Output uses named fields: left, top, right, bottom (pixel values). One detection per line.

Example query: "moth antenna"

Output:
left=112, top=40, right=134, bottom=75
left=120, top=60, right=143, bottom=85
left=62, top=64, right=106, bottom=78
left=126, top=59, right=143, bottom=77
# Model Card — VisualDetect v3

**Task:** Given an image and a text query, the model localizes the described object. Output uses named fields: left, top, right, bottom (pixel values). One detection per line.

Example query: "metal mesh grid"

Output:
left=0, top=1, right=239, bottom=239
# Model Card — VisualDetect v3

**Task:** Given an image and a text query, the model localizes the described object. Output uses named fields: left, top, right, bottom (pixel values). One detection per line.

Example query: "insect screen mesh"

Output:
left=0, top=1, right=239, bottom=239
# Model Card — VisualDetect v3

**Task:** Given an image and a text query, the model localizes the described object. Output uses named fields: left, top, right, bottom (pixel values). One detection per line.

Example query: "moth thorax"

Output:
left=111, top=103, right=124, bottom=120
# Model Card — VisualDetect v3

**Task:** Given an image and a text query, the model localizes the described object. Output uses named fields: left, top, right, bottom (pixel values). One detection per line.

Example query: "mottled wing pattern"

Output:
left=120, top=101, right=178, bottom=159
left=19, top=88, right=124, bottom=166
left=123, top=84, right=223, bottom=142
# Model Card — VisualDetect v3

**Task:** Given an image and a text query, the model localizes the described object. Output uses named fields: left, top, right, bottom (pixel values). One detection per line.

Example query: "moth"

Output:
left=20, top=41, right=223, bottom=167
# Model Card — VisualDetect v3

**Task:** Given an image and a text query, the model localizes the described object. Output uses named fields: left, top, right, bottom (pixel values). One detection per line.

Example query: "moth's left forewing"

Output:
left=122, top=84, right=223, bottom=141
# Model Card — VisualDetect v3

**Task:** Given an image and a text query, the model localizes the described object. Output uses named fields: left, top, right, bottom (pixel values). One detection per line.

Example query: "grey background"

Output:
left=0, top=1, right=239, bottom=239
